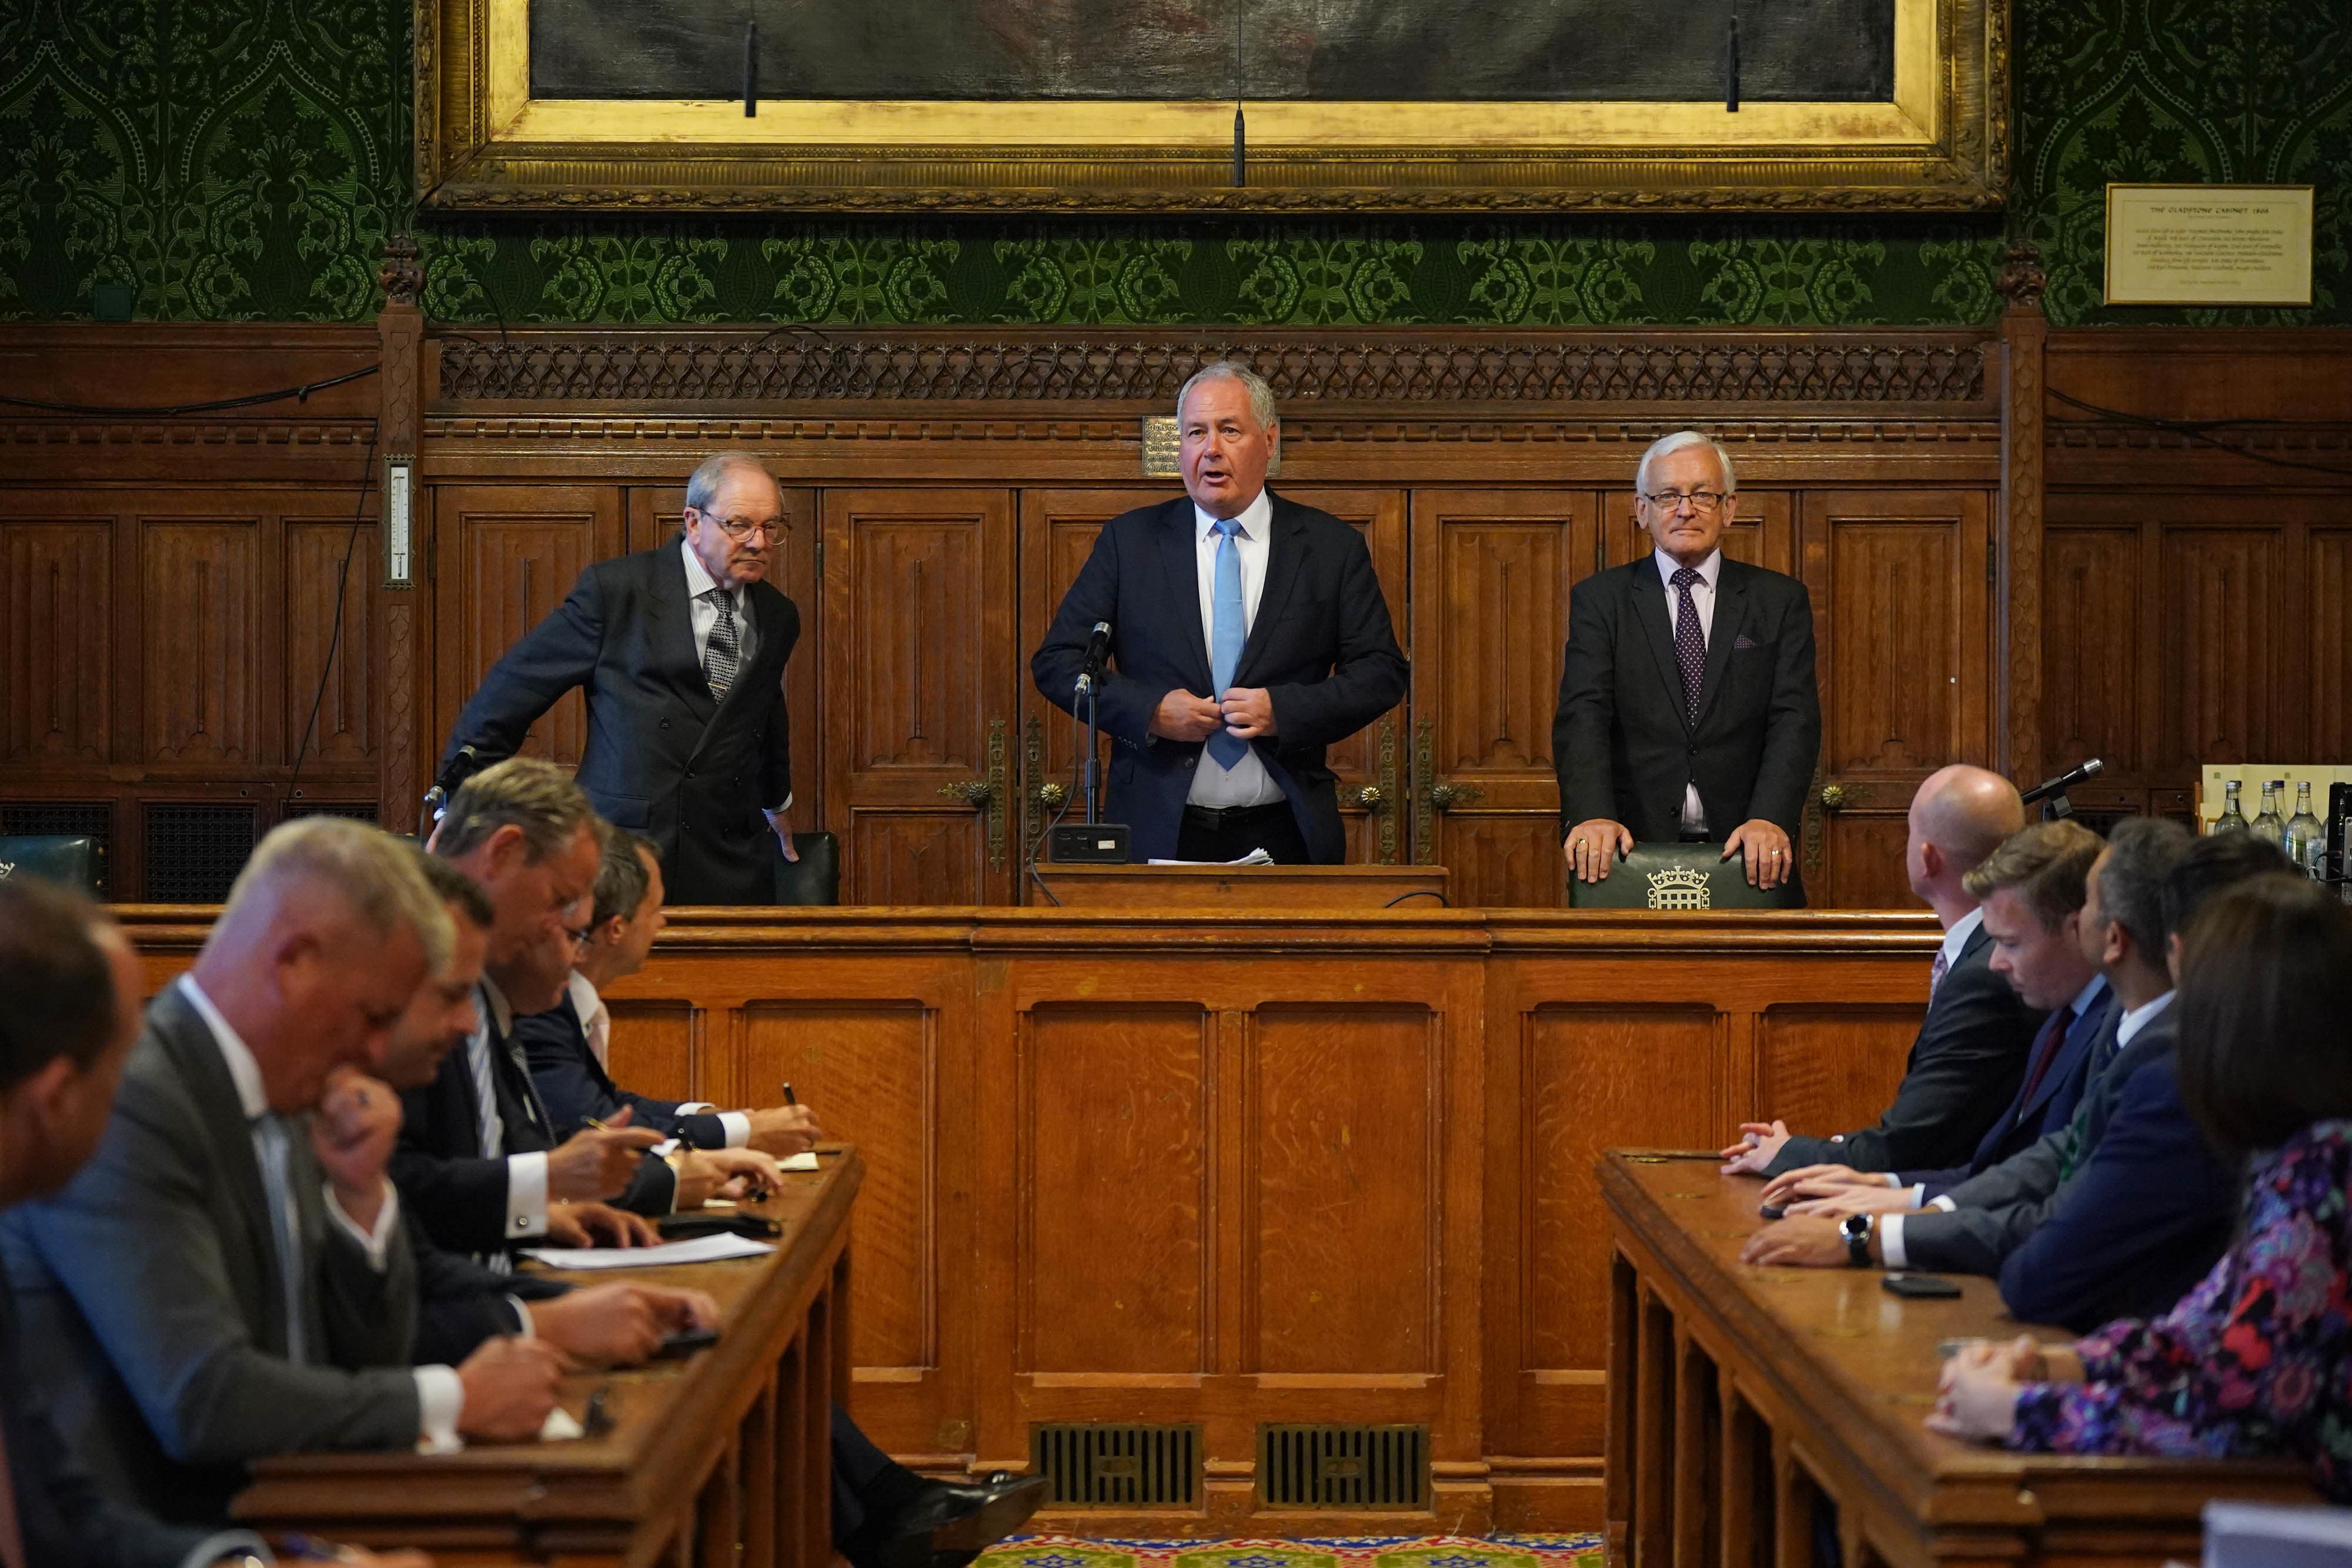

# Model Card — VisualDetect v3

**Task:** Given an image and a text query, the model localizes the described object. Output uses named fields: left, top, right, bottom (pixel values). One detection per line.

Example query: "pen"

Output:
left=781, top=1082, right=797, bottom=1106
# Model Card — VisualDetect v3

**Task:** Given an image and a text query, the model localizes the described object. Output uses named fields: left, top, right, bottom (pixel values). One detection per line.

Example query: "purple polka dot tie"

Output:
left=1671, top=566, right=1707, bottom=721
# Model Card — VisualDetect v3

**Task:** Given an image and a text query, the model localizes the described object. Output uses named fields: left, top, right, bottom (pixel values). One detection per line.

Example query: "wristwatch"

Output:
left=1839, top=1212, right=1875, bottom=1267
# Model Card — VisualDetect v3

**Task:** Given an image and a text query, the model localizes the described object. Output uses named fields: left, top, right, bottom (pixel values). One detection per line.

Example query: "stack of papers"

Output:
left=1147, top=848, right=1276, bottom=866
left=522, top=1232, right=775, bottom=1270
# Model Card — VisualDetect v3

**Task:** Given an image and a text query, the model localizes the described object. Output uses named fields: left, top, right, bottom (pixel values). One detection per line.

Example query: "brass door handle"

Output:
left=1034, top=780, right=1067, bottom=808
left=939, top=780, right=994, bottom=807
left=1818, top=783, right=1872, bottom=811
left=1427, top=780, right=1484, bottom=811
left=1345, top=784, right=1388, bottom=812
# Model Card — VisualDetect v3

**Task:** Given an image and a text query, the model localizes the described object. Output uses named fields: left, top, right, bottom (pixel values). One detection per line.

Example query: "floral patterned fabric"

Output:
left=2009, top=1118, right=2352, bottom=1500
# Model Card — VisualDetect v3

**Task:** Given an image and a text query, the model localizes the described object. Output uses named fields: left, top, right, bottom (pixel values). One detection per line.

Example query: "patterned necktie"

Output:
left=703, top=587, right=740, bottom=697
left=1928, top=947, right=1950, bottom=1001
left=1671, top=566, right=1707, bottom=721
left=1206, top=519, right=1248, bottom=770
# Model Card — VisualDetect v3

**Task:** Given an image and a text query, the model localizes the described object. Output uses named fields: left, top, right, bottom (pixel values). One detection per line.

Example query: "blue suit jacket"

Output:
left=516, top=989, right=730, bottom=1149
left=1900, top=979, right=2114, bottom=1199
left=1029, top=491, right=1408, bottom=863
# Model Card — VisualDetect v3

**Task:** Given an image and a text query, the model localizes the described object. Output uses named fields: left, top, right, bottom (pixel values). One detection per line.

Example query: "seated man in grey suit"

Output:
left=0, top=875, right=425, bottom=1567
left=1720, top=765, right=2044, bottom=1179
left=0, top=818, right=564, bottom=1529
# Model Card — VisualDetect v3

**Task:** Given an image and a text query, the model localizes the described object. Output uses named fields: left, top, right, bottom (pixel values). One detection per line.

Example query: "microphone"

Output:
left=422, top=744, right=482, bottom=817
left=1074, top=621, right=1112, bottom=696
left=2022, top=757, right=2103, bottom=805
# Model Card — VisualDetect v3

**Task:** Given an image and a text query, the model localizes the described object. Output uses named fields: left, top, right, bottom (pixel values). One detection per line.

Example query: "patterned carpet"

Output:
left=977, top=1534, right=1605, bottom=1568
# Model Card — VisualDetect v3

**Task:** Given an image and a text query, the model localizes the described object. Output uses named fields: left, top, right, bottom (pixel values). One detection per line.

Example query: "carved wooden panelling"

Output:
left=2042, top=526, right=2141, bottom=777
left=282, top=519, right=377, bottom=765
left=747, top=1002, right=934, bottom=1375
left=1019, top=1004, right=1210, bottom=1375
left=2312, top=529, right=2352, bottom=763
left=1604, top=489, right=1797, bottom=575
left=442, top=487, right=619, bottom=767
left=1754, top=1005, right=1922, bottom=1142
left=1820, top=813, right=1917, bottom=911
left=848, top=813, right=986, bottom=907
left=143, top=520, right=259, bottom=765
left=2157, top=526, right=2286, bottom=772
left=605, top=1000, right=694, bottom=1102
left=1435, top=818, right=1569, bottom=911
left=0, top=518, right=112, bottom=765
left=1517, top=1005, right=1717, bottom=1454
left=1816, top=506, right=1976, bottom=774
left=1015, top=489, right=1152, bottom=841
left=1248, top=1006, right=1436, bottom=1375
left=1286, top=489, right=1409, bottom=803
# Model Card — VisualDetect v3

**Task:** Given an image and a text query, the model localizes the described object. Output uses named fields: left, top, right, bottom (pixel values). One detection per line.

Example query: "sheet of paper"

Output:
left=522, top=1232, right=775, bottom=1270
left=1146, top=848, right=1276, bottom=866
left=780, top=1151, right=820, bottom=1171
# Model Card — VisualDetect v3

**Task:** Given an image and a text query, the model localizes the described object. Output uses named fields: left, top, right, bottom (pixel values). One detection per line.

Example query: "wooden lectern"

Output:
left=1032, top=862, right=1449, bottom=910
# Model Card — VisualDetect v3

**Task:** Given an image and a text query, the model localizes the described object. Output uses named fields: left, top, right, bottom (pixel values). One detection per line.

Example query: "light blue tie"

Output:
left=252, top=1113, right=310, bottom=1363
left=1207, top=519, right=1248, bottom=769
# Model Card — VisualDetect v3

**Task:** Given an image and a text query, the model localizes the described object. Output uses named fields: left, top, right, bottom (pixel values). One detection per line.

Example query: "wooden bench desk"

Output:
left=1600, top=1151, right=2315, bottom=1568
left=230, top=1146, right=863, bottom=1567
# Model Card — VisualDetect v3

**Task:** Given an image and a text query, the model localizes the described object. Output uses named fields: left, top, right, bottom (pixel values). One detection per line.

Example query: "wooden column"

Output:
left=1996, top=242, right=2050, bottom=790
left=375, top=236, right=427, bottom=833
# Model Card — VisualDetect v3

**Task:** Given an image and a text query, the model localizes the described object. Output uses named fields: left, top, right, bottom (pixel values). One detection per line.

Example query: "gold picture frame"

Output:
left=416, top=0, right=2007, bottom=213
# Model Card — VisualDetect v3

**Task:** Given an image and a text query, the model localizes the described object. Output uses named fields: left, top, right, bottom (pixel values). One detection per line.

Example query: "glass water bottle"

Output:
left=2214, top=780, right=2250, bottom=834
left=2286, top=783, right=2328, bottom=881
left=2252, top=781, right=2287, bottom=850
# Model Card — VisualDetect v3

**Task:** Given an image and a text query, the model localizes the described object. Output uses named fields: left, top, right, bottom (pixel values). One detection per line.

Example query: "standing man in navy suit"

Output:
left=1553, top=430, right=1820, bottom=895
left=442, top=451, right=801, bottom=904
left=1031, top=362, right=1408, bottom=864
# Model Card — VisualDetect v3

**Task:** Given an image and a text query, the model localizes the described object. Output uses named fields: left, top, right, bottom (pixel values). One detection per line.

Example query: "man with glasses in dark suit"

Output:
left=441, top=451, right=802, bottom=904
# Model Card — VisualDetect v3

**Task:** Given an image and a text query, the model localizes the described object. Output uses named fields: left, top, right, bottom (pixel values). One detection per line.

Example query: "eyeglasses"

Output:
left=1638, top=490, right=1729, bottom=514
left=691, top=509, right=782, bottom=543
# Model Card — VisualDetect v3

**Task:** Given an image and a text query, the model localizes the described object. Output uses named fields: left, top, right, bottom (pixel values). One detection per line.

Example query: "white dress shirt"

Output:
left=463, top=975, right=550, bottom=1242
left=681, top=537, right=791, bottom=813
left=1936, top=904, right=1986, bottom=979
left=1186, top=490, right=1285, bottom=810
left=175, top=976, right=465, bottom=1452
left=2115, top=988, right=2174, bottom=1049
left=1655, top=547, right=1721, bottom=833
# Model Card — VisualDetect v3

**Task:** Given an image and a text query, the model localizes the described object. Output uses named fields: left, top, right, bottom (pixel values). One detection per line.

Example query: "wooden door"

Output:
left=821, top=489, right=1018, bottom=905
left=1408, top=490, right=1601, bottom=907
left=1014, top=488, right=1408, bottom=888
left=429, top=483, right=627, bottom=770
left=627, top=485, right=822, bottom=841
left=1801, top=489, right=1996, bottom=907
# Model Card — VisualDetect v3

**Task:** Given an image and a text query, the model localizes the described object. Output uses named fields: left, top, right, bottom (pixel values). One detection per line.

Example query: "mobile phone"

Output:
left=659, top=1214, right=781, bottom=1241
left=656, top=1328, right=720, bottom=1359
left=1758, top=1202, right=1786, bottom=1221
left=1882, top=1272, right=1963, bottom=1299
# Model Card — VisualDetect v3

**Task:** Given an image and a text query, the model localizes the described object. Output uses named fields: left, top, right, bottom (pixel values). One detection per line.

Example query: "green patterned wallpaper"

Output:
left=2, top=0, right=2346, bottom=328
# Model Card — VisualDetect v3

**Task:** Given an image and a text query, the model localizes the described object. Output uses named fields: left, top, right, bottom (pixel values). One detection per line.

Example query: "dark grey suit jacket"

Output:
left=0, top=985, right=422, bottom=1526
left=1763, top=920, right=2048, bottom=1178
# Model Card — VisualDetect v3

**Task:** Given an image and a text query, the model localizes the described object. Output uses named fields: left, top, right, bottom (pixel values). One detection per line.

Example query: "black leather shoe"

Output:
left=869, top=1473, right=1050, bottom=1568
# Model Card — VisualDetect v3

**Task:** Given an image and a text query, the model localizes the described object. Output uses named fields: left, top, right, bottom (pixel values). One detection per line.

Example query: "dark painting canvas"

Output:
left=530, top=0, right=1895, bottom=103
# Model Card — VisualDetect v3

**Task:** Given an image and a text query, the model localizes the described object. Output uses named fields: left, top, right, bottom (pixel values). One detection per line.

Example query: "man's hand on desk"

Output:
left=310, top=1068, right=402, bottom=1233
left=455, top=1336, right=565, bottom=1442
left=1149, top=690, right=1223, bottom=743
left=546, top=1200, right=657, bottom=1249
left=1739, top=1215, right=1875, bottom=1268
left=546, top=1115, right=665, bottom=1202
left=1719, top=1119, right=1790, bottom=1175
left=529, top=1283, right=722, bottom=1366
left=1218, top=687, right=1277, bottom=739
left=1564, top=818, right=1633, bottom=883
left=1784, top=1184, right=1919, bottom=1219
left=1758, top=1162, right=1876, bottom=1205
left=1723, top=819, right=1794, bottom=890
left=676, top=1146, right=786, bottom=1207
left=744, top=1105, right=824, bottom=1159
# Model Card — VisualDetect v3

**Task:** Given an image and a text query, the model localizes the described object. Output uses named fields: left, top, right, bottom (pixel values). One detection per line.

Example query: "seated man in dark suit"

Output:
left=1720, top=765, right=2043, bottom=1179
left=1742, top=820, right=2117, bottom=1271
left=440, top=449, right=805, bottom=904
left=519, top=822, right=814, bottom=1219
left=0, top=819, right=564, bottom=1529
left=1555, top=429, right=1821, bottom=895
left=0, top=876, right=426, bottom=1567
left=1031, top=361, right=1409, bottom=864
left=401, top=758, right=668, bottom=1261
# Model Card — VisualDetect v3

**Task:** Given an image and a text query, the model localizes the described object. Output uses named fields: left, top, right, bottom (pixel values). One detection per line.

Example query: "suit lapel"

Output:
left=1692, top=559, right=1748, bottom=731
left=1627, top=564, right=1691, bottom=735
left=690, top=583, right=784, bottom=763
left=1158, top=500, right=1214, bottom=691
left=657, top=540, right=720, bottom=727
left=1235, top=493, right=1307, bottom=689
left=152, top=987, right=287, bottom=1350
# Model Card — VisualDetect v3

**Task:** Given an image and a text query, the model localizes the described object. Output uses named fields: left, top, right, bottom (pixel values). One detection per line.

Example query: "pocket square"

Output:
left=1733, top=634, right=1760, bottom=650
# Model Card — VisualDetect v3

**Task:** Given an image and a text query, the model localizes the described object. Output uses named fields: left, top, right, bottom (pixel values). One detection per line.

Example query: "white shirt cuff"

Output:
left=1883, top=1172, right=1903, bottom=1188
left=506, top=1151, right=549, bottom=1238
left=718, top=1111, right=752, bottom=1148
left=506, top=1295, right=535, bottom=1338
left=676, top=1101, right=716, bottom=1113
left=1930, top=1193, right=1957, bottom=1212
left=176, top=1531, right=272, bottom=1568
left=1880, top=1212, right=1910, bottom=1269
left=415, top=1364, right=466, bottom=1453
left=1908, top=1182, right=1926, bottom=1205
left=323, top=1180, right=400, bottom=1270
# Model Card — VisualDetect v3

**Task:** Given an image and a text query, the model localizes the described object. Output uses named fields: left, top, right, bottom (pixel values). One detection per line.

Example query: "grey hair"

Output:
left=2099, top=815, right=2194, bottom=965
left=433, top=756, right=596, bottom=867
left=684, top=452, right=778, bottom=515
left=1177, top=361, right=1278, bottom=430
left=224, top=816, right=455, bottom=972
left=1635, top=430, right=1738, bottom=496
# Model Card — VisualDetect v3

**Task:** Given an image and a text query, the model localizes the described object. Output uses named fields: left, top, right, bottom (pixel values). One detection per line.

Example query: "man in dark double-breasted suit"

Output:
left=1553, top=429, right=1822, bottom=899
left=441, top=452, right=800, bottom=905
left=1031, top=363, right=1408, bottom=864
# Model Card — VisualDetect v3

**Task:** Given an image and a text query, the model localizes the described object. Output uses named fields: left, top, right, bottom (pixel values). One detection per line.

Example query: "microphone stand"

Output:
left=1075, top=673, right=1102, bottom=824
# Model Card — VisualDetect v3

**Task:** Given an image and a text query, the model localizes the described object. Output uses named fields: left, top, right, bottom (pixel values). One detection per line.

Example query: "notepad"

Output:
left=780, top=1150, right=820, bottom=1171
left=1147, top=848, right=1275, bottom=866
left=523, top=1232, right=776, bottom=1269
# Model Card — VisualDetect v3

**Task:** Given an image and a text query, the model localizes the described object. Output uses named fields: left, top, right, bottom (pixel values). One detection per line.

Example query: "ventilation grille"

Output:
left=1030, top=1423, right=1199, bottom=1508
left=1258, top=1425, right=1428, bottom=1510
left=144, top=804, right=259, bottom=903
left=286, top=800, right=380, bottom=824
left=0, top=803, right=112, bottom=897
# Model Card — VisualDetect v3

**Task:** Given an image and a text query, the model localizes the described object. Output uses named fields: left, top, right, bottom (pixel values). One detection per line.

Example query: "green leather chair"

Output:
left=0, top=835, right=106, bottom=900
left=772, top=832, right=841, bottom=906
left=1565, top=840, right=1802, bottom=910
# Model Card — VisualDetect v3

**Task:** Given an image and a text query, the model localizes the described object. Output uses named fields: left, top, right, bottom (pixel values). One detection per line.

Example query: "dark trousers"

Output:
left=834, top=1403, right=926, bottom=1555
left=1174, top=801, right=1314, bottom=864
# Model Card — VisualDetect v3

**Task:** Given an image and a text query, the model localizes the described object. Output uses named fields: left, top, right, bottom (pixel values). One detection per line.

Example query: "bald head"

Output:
left=1906, top=765, right=2027, bottom=916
